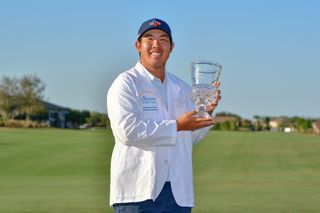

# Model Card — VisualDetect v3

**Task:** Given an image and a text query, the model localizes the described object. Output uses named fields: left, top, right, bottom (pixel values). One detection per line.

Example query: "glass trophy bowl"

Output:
left=190, top=60, right=222, bottom=117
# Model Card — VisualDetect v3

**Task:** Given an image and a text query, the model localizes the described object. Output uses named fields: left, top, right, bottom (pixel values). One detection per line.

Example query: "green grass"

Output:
left=0, top=128, right=113, bottom=213
left=193, top=131, right=320, bottom=213
left=1, top=128, right=320, bottom=212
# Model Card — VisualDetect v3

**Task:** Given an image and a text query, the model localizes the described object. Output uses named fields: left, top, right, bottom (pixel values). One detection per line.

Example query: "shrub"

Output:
left=3, top=119, right=50, bottom=128
left=0, top=116, right=4, bottom=127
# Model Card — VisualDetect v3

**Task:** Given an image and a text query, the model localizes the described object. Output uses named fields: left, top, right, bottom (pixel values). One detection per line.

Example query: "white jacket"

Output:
left=107, top=62, right=210, bottom=207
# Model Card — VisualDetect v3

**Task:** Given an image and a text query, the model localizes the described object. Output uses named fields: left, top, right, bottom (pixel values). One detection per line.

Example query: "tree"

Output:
left=253, top=115, right=270, bottom=131
left=0, top=114, right=4, bottom=126
left=216, top=111, right=241, bottom=120
left=86, top=111, right=110, bottom=128
left=0, top=75, right=46, bottom=120
left=263, top=116, right=271, bottom=130
left=241, top=119, right=254, bottom=131
left=66, top=109, right=90, bottom=127
left=86, top=111, right=101, bottom=127
left=0, top=76, right=21, bottom=119
left=220, top=121, right=231, bottom=130
left=292, top=117, right=312, bottom=133
left=19, top=75, right=46, bottom=120
left=253, top=115, right=262, bottom=131
left=229, top=120, right=238, bottom=131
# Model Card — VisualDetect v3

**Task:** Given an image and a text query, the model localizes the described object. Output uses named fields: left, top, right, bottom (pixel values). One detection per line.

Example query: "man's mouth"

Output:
left=151, top=52, right=161, bottom=57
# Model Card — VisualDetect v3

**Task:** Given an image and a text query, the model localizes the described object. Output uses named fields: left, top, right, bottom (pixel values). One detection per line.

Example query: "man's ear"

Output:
left=170, top=42, right=175, bottom=53
left=135, top=40, right=141, bottom=52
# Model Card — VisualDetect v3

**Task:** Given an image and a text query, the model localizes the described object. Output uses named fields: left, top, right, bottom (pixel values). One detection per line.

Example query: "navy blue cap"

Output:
left=137, top=18, right=172, bottom=42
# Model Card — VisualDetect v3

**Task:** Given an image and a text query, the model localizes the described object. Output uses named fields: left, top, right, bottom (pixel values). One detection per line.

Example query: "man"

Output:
left=107, top=18, right=221, bottom=213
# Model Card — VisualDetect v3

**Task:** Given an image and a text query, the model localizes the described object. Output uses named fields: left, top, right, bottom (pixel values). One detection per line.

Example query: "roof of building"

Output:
left=41, top=100, right=70, bottom=111
left=214, top=116, right=238, bottom=123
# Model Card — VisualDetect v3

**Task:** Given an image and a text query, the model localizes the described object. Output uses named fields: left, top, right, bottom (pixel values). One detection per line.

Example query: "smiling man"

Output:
left=107, top=18, right=221, bottom=213
left=136, top=28, right=173, bottom=82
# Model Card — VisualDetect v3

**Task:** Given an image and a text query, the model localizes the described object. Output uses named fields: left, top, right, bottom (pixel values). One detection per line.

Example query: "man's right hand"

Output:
left=176, top=111, right=214, bottom=131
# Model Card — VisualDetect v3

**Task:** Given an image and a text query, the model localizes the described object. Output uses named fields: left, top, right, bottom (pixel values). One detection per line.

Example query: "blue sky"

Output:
left=0, top=0, right=319, bottom=119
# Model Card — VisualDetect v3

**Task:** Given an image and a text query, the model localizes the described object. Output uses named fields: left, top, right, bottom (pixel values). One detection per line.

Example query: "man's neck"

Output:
left=140, top=62, right=166, bottom=82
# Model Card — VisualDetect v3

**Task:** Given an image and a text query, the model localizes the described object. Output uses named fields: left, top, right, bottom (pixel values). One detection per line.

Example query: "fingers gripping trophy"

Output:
left=190, top=60, right=222, bottom=117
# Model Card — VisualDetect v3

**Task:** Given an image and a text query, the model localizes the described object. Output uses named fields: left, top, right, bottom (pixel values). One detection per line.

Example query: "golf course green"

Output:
left=1, top=128, right=320, bottom=212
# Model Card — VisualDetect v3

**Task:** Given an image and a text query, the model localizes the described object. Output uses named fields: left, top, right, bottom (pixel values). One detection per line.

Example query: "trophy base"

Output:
left=195, top=105, right=212, bottom=118
left=195, top=111, right=211, bottom=118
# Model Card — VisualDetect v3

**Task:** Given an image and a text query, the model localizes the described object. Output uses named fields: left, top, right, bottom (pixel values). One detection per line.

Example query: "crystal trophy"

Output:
left=190, top=60, right=222, bottom=117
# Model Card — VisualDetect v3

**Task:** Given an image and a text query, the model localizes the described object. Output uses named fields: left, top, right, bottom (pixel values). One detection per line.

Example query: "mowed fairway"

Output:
left=193, top=131, right=320, bottom=213
left=0, top=128, right=113, bottom=213
left=1, top=128, right=320, bottom=213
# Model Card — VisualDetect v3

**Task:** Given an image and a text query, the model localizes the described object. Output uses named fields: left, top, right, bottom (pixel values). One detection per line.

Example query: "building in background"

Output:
left=312, top=121, right=320, bottom=134
left=41, top=101, right=69, bottom=128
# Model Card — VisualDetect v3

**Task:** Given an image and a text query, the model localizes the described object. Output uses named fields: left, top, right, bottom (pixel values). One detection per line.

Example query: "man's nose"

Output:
left=152, top=39, right=160, bottom=47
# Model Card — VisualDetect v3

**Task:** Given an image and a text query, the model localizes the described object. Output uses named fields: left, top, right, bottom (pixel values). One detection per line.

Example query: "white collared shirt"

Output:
left=143, top=67, right=168, bottom=111
left=107, top=61, right=211, bottom=207
left=140, top=65, right=171, bottom=181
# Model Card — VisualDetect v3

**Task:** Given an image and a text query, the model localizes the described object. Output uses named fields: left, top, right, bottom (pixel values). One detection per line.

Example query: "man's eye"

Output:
left=161, top=39, right=170, bottom=43
left=143, top=37, right=154, bottom=42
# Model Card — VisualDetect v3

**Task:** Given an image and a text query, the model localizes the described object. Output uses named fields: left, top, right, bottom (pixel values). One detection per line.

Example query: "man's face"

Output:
left=135, top=29, right=174, bottom=70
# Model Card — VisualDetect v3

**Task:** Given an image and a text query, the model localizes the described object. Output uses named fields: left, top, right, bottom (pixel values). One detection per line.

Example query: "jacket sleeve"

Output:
left=107, top=74, right=177, bottom=147
left=191, top=126, right=211, bottom=145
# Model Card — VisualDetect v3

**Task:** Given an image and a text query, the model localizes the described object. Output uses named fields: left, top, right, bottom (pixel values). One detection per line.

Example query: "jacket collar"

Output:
left=134, top=61, right=182, bottom=118
left=135, top=62, right=167, bottom=83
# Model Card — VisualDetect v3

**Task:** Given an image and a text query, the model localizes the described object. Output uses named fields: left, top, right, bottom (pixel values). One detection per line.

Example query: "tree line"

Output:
left=212, top=112, right=315, bottom=133
left=0, top=75, right=316, bottom=131
left=66, top=109, right=110, bottom=129
left=0, top=75, right=109, bottom=128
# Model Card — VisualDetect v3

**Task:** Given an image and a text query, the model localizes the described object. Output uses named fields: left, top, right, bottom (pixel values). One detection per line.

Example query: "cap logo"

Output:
left=149, top=20, right=161, bottom=27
